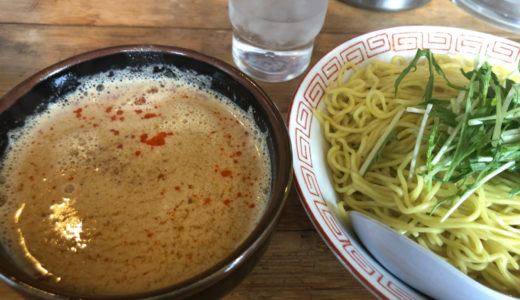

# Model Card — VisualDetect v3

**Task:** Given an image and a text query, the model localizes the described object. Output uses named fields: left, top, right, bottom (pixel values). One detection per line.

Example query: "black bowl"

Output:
left=0, top=45, right=292, bottom=299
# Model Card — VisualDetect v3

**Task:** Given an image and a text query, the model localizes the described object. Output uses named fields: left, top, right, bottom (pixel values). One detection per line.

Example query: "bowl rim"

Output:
left=288, top=25, right=520, bottom=300
left=0, top=44, right=293, bottom=299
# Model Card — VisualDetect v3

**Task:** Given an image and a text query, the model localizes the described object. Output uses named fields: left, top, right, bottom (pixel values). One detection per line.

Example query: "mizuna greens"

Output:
left=391, top=49, right=520, bottom=221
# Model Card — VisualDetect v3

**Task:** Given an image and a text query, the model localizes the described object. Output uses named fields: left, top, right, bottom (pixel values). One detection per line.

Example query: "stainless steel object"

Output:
left=338, top=0, right=430, bottom=11
left=452, top=0, right=520, bottom=33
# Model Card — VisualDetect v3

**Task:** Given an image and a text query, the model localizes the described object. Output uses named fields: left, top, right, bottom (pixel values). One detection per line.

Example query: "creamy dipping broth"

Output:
left=0, top=67, right=271, bottom=295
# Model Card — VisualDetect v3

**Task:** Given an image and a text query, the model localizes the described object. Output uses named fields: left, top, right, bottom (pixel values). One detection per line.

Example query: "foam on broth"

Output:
left=0, top=66, right=271, bottom=295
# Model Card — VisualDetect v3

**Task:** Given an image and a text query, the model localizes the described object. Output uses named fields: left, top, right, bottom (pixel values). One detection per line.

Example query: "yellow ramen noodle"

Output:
left=315, top=54, right=520, bottom=296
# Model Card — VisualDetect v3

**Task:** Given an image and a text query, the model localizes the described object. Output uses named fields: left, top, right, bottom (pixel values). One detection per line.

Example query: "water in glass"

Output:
left=229, top=0, right=328, bottom=82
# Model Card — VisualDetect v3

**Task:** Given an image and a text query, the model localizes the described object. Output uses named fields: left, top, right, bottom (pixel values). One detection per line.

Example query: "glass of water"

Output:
left=229, top=0, right=328, bottom=82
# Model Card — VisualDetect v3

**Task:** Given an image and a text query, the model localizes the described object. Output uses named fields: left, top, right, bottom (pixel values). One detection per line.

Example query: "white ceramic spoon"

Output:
left=349, top=211, right=517, bottom=300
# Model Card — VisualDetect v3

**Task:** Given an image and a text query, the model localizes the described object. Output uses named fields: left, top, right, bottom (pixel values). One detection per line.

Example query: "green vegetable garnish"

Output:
left=395, top=49, right=520, bottom=221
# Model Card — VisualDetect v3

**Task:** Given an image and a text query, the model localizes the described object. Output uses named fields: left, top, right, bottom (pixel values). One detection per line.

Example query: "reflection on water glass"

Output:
left=229, top=0, right=328, bottom=82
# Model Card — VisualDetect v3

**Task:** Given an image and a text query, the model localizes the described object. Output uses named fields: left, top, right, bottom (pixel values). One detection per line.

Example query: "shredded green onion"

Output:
left=392, top=49, right=520, bottom=221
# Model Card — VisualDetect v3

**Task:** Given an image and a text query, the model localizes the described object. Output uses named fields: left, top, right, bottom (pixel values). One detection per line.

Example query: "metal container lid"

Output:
left=452, top=0, right=520, bottom=33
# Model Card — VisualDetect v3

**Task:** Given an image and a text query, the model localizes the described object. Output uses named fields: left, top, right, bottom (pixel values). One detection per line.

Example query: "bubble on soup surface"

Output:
left=63, top=183, right=75, bottom=194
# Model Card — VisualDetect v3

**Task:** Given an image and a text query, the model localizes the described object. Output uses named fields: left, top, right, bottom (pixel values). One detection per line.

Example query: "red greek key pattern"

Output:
left=393, top=31, right=422, bottom=51
left=340, top=41, right=366, bottom=65
left=424, top=31, right=452, bottom=51
left=314, top=200, right=348, bottom=242
left=300, top=166, right=322, bottom=199
left=295, top=128, right=312, bottom=168
left=344, top=244, right=376, bottom=276
left=366, top=33, right=391, bottom=57
left=378, top=275, right=417, bottom=300
left=321, top=56, right=343, bottom=80
left=488, top=40, right=520, bottom=64
left=303, top=73, right=326, bottom=108
left=455, top=33, right=487, bottom=56
left=295, top=101, right=312, bottom=137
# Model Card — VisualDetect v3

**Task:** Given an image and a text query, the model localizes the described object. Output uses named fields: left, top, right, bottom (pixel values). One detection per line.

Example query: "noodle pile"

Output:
left=315, top=54, right=520, bottom=296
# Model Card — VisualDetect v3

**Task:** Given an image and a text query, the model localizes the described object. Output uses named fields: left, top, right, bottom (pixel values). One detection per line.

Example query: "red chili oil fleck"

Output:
left=73, top=108, right=82, bottom=119
left=249, top=203, right=255, bottom=208
left=160, top=189, right=166, bottom=196
left=106, top=106, right=113, bottom=113
left=110, top=115, right=117, bottom=121
left=29, top=176, right=34, bottom=181
left=204, top=198, right=211, bottom=205
left=182, top=95, right=189, bottom=99
left=233, top=160, right=238, bottom=164
left=110, top=129, right=120, bottom=136
left=116, top=110, right=124, bottom=115
left=135, top=151, right=141, bottom=156
left=147, top=232, right=153, bottom=238
left=147, top=87, right=158, bottom=94
left=210, top=131, right=216, bottom=134
left=52, top=186, right=57, bottom=190
left=134, top=97, right=146, bottom=105
left=92, top=123, right=99, bottom=128
left=244, top=131, right=249, bottom=136
left=140, top=132, right=173, bottom=146
left=174, top=186, right=181, bottom=191
left=223, top=199, right=231, bottom=206
left=50, top=127, right=54, bottom=131
left=237, top=192, right=242, bottom=197
left=142, top=113, right=158, bottom=119
left=117, top=144, right=123, bottom=149
left=221, top=170, right=232, bottom=177
left=135, top=109, right=143, bottom=114
left=231, top=151, right=242, bottom=158
left=119, top=117, right=125, bottom=121
left=68, top=176, right=74, bottom=181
